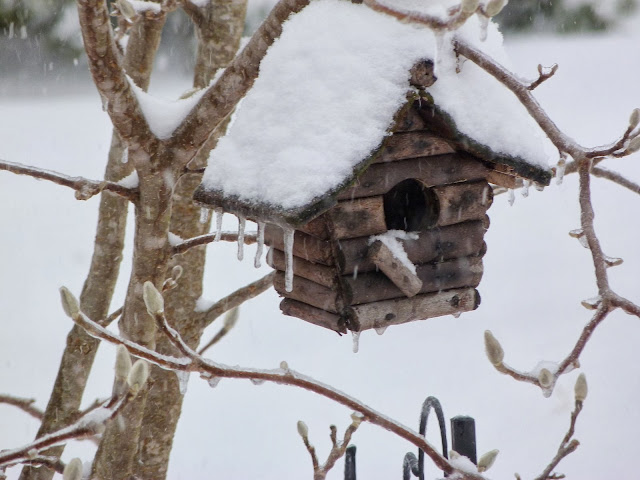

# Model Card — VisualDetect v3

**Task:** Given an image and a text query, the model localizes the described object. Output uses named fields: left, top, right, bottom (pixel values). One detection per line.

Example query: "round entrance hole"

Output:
left=383, top=179, right=440, bottom=231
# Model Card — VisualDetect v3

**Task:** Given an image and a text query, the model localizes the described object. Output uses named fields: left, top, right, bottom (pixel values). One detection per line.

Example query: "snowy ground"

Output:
left=1, top=18, right=640, bottom=480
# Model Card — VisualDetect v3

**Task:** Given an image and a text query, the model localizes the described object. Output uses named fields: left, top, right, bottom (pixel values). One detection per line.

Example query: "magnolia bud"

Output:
left=630, top=108, right=640, bottom=130
left=538, top=368, right=553, bottom=388
left=574, top=373, right=588, bottom=402
left=142, top=281, right=164, bottom=316
left=478, top=449, right=499, bottom=472
left=63, top=458, right=84, bottom=480
left=297, top=420, right=309, bottom=439
left=485, top=0, right=506, bottom=17
left=127, top=359, right=149, bottom=395
left=280, top=361, right=289, bottom=371
left=351, top=412, right=364, bottom=427
left=626, top=136, right=640, bottom=154
left=60, top=287, right=80, bottom=319
left=114, top=344, right=132, bottom=380
left=223, top=307, right=240, bottom=329
left=461, top=0, right=479, bottom=13
left=116, top=0, right=136, bottom=21
left=171, top=265, right=183, bottom=281
left=484, top=330, right=504, bottom=366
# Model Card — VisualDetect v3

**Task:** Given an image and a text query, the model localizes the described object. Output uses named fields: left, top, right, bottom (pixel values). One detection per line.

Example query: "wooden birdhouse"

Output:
left=193, top=0, right=553, bottom=334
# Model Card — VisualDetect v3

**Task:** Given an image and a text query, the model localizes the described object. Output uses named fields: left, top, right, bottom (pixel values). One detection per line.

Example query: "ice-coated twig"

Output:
left=198, top=272, right=275, bottom=329
left=591, top=167, right=640, bottom=196
left=527, top=63, right=558, bottom=91
left=0, top=159, right=137, bottom=201
left=68, top=303, right=482, bottom=478
left=198, top=307, right=240, bottom=355
left=297, top=415, right=362, bottom=480
left=172, top=231, right=258, bottom=255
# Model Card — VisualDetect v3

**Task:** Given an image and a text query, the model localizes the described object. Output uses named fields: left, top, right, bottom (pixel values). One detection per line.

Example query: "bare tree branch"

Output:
left=69, top=308, right=487, bottom=480
left=534, top=401, right=583, bottom=480
left=0, top=160, right=137, bottom=201
left=591, top=167, right=640, bottom=196
left=527, top=64, right=558, bottom=91
left=362, top=0, right=479, bottom=31
left=198, top=272, right=275, bottom=330
left=172, top=231, right=258, bottom=255
left=0, top=395, right=43, bottom=421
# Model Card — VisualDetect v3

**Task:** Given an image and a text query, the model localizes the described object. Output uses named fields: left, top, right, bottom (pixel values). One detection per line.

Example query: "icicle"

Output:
left=433, top=32, right=445, bottom=76
left=237, top=215, right=246, bottom=261
left=481, top=185, right=489, bottom=205
left=452, top=312, right=461, bottom=319
left=374, top=326, right=387, bottom=336
left=521, top=180, right=531, bottom=198
left=20, top=25, right=27, bottom=39
left=199, top=207, right=210, bottom=224
left=604, top=255, right=623, bottom=268
left=8, top=22, right=14, bottom=40
left=507, top=189, right=515, bottom=206
left=250, top=378, right=265, bottom=386
left=556, top=156, right=567, bottom=185
left=207, top=376, right=221, bottom=388
left=214, top=208, right=223, bottom=242
left=121, top=147, right=129, bottom=164
left=352, top=265, right=359, bottom=280
left=351, top=331, right=361, bottom=353
left=175, top=371, right=190, bottom=395
left=479, top=15, right=489, bottom=41
left=254, top=222, right=265, bottom=268
left=283, top=227, right=295, bottom=292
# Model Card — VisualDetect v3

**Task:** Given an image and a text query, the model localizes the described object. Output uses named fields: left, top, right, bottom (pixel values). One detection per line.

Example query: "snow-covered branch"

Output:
left=62, top=285, right=483, bottom=479
left=0, top=160, right=137, bottom=201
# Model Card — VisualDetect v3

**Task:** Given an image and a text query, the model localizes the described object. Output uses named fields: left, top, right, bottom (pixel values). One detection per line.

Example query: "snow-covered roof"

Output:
left=195, top=0, right=554, bottom=225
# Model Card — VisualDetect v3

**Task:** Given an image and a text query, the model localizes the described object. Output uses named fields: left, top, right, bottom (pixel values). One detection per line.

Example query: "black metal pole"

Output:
left=344, top=445, right=357, bottom=480
left=450, top=416, right=477, bottom=465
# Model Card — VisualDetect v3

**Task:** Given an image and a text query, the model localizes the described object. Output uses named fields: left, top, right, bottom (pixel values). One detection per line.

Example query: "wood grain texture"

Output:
left=267, top=248, right=336, bottom=288
left=374, top=132, right=455, bottom=163
left=265, top=224, right=334, bottom=265
left=351, top=288, right=479, bottom=331
left=273, top=272, right=340, bottom=313
left=433, top=180, right=493, bottom=226
left=279, top=299, right=345, bottom=333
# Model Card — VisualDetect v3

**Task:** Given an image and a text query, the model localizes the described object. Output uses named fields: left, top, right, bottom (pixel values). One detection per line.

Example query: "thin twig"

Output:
left=591, top=167, right=640, bottom=196
left=528, top=64, right=558, bottom=90
left=0, top=395, right=43, bottom=421
left=199, top=272, right=275, bottom=329
left=363, top=0, right=478, bottom=32
left=0, top=159, right=137, bottom=201
left=172, top=231, right=258, bottom=255
left=533, top=401, right=583, bottom=480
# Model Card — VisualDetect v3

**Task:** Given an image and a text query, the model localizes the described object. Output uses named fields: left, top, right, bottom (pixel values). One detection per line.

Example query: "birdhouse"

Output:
left=193, top=0, right=553, bottom=334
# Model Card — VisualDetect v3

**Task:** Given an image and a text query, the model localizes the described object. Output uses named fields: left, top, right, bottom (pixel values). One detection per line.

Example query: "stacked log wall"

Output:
left=266, top=103, right=492, bottom=332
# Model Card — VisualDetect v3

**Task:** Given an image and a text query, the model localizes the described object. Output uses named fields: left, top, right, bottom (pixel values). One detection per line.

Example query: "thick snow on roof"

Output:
left=201, top=0, right=552, bottom=212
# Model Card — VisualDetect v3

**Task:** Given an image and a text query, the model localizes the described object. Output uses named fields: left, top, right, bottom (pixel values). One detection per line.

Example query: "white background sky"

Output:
left=1, top=6, right=640, bottom=480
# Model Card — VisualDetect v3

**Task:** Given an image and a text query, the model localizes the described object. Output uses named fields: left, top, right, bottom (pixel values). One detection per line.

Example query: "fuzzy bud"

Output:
left=297, top=420, right=309, bottom=439
left=60, top=287, right=80, bottom=319
left=114, top=345, right=132, bottom=380
left=538, top=368, right=553, bottom=388
left=484, top=330, right=504, bottom=366
left=626, top=136, right=640, bottom=154
left=142, top=281, right=164, bottom=316
left=461, top=0, right=479, bottom=13
left=171, top=265, right=183, bottom=281
left=630, top=108, right=640, bottom=130
left=280, top=361, right=289, bottom=371
left=574, top=373, right=588, bottom=402
left=478, top=449, right=499, bottom=472
left=485, top=0, right=506, bottom=17
left=116, top=0, right=136, bottom=21
left=127, top=359, right=149, bottom=395
left=223, top=307, right=240, bottom=329
left=63, top=458, right=84, bottom=480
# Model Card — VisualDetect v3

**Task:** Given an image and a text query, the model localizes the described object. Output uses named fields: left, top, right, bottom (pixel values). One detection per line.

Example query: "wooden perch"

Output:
left=368, top=240, right=422, bottom=297
left=351, top=288, right=479, bottom=331
left=280, top=299, right=344, bottom=333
